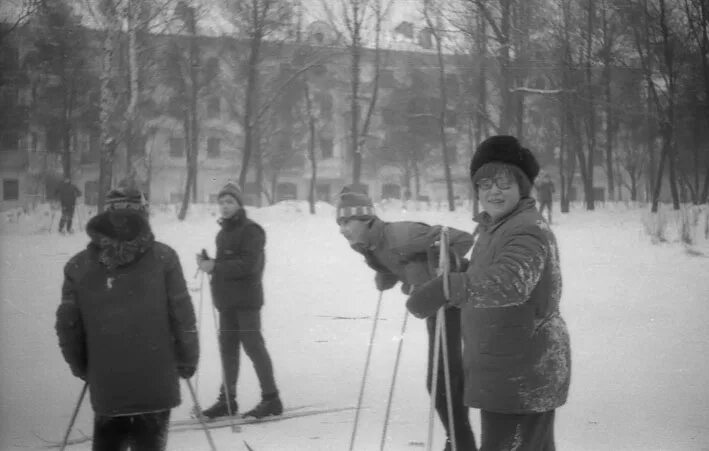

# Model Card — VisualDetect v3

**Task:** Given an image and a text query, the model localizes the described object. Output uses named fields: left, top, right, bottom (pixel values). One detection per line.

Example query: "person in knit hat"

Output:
left=54, top=177, right=82, bottom=234
left=407, top=135, right=571, bottom=450
left=336, top=185, right=478, bottom=451
left=55, top=186, right=199, bottom=450
left=197, top=181, right=282, bottom=420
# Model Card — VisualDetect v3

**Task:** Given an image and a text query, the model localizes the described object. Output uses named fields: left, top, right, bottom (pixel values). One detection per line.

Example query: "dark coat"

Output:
left=355, top=218, right=474, bottom=289
left=448, top=198, right=571, bottom=414
left=55, top=182, right=82, bottom=207
left=55, top=211, right=199, bottom=416
left=536, top=179, right=555, bottom=203
left=210, top=209, right=265, bottom=310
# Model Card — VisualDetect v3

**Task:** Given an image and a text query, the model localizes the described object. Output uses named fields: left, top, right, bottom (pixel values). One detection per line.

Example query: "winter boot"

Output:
left=201, top=394, right=238, bottom=419
left=242, top=393, right=283, bottom=419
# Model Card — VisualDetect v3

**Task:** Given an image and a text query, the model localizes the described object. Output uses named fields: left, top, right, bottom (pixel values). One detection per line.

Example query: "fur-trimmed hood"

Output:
left=85, top=210, right=155, bottom=270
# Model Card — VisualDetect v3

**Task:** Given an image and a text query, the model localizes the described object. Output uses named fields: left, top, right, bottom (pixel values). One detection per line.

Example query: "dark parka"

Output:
left=210, top=209, right=265, bottom=310
left=448, top=198, right=571, bottom=414
left=55, top=212, right=199, bottom=416
left=354, top=218, right=474, bottom=288
left=55, top=181, right=81, bottom=207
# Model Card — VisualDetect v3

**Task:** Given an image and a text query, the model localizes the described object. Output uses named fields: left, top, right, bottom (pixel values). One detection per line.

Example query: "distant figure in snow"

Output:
left=536, top=172, right=555, bottom=223
left=197, top=181, right=283, bottom=420
left=336, top=185, right=478, bottom=451
left=55, top=187, right=199, bottom=450
left=55, top=178, right=81, bottom=233
left=407, top=135, right=571, bottom=450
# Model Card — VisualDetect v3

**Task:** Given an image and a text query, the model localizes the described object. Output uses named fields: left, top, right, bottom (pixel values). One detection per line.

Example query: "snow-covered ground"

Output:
left=1, top=201, right=708, bottom=451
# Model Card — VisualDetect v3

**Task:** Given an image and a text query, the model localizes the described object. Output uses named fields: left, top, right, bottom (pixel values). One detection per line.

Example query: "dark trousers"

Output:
left=426, top=307, right=477, bottom=450
left=480, top=410, right=555, bottom=451
left=218, top=307, right=278, bottom=400
left=58, top=205, right=75, bottom=232
left=92, top=410, right=170, bottom=451
left=538, top=201, right=552, bottom=223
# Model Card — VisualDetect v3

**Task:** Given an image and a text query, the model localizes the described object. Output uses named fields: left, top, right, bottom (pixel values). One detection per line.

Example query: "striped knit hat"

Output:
left=336, top=187, right=375, bottom=224
left=105, top=187, right=148, bottom=213
left=218, top=181, right=243, bottom=206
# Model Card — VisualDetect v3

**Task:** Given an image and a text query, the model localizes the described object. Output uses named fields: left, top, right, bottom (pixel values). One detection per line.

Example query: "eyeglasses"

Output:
left=476, top=176, right=514, bottom=191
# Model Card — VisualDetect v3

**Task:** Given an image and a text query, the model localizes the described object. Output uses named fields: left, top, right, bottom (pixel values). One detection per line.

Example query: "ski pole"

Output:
left=379, top=307, right=410, bottom=451
left=185, top=378, right=219, bottom=451
left=349, top=290, right=383, bottom=451
left=439, top=239, right=456, bottom=451
left=60, top=382, right=88, bottom=451
left=426, top=227, right=456, bottom=451
left=426, top=310, right=443, bottom=451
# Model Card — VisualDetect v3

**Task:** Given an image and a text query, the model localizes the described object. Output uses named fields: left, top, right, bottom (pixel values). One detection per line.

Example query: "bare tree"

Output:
left=423, top=0, right=456, bottom=211
left=319, top=0, right=391, bottom=185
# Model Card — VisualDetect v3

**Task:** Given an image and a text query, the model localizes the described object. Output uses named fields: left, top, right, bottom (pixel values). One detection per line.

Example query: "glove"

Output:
left=427, top=245, right=465, bottom=274
left=375, top=272, right=398, bottom=291
left=178, top=365, right=196, bottom=379
left=406, top=276, right=447, bottom=319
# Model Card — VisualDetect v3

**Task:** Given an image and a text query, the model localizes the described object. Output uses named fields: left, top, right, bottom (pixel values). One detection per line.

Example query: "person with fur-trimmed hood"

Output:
left=407, top=136, right=571, bottom=450
left=55, top=187, right=199, bottom=451
left=197, top=181, right=282, bottom=420
left=336, top=186, right=478, bottom=451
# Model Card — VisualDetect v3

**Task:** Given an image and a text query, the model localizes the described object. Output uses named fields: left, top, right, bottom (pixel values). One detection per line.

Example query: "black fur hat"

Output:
left=469, top=135, right=540, bottom=184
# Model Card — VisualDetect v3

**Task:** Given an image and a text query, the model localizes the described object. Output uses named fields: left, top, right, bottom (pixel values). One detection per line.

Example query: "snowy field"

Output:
left=1, top=200, right=709, bottom=451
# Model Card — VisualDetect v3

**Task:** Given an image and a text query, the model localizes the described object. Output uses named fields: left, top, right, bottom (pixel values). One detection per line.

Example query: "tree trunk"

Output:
left=350, top=27, right=362, bottom=185
left=476, top=13, right=488, bottom=144
left=238, top=28, right=263, bottom=191
left=97, top=1, right=120, bottom=212
left=426, top=9, right=455, bottom=212
left=303, top=78, right=317, bottom=214
left=178, top=7, right=199, bottom=220
left=583, top=0, right=596, bottom=210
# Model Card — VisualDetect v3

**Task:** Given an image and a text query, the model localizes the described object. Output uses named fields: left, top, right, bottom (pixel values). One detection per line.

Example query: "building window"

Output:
left=46, top=128, right=62, bottom=153
left=0, top=131, right=20, bottom=151
left=169, top=137, right=185, bottom=157
left=446, top=145, right=458, bottom=164
left=445, top=110, right=458, bottom=128
left=3, top=179, right=19, bottom=201
left=316, top=184, right=330, bottom=202
left=319, top=136, right=333, bottom=159
left=207, top=137, right=221, bottom=158
left=1, top=46, right=19, bottom=71
left=379, top=69, right=396, bottom=89
left=84, top=180, right=99, bottom=205
left=276, top=182, right=297, bottom=201
left=445, top=73, right=460, bottom=97
left=207, top=97, right=220, bottom=119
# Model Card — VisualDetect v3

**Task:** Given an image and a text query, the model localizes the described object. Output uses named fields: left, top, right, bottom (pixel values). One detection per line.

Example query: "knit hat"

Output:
left=336, top=186, right=375, bottom=224
left=469, top=135, right=540, bottom=185
left=105, top=187, right=148, bottom=213
left=218, top=181, right=243, bottom=205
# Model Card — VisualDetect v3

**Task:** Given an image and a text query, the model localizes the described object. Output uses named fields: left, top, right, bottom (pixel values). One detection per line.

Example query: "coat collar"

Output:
left=218, top=208, right=247, bottom=229
left=86, top=211, right=155, bottom=270
left=474, top=197, right=537, bottom=233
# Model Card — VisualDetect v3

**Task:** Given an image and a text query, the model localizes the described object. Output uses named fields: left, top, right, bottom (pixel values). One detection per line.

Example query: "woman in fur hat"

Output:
left=406, top=136, right=571, bottom=450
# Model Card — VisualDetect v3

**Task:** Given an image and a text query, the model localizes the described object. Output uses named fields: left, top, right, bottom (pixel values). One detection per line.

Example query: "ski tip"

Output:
left=244, top=440, right=255, bottom=451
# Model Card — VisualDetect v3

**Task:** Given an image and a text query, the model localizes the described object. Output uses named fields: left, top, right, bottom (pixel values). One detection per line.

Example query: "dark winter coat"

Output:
left=210, top=209, right=266, bottom=311
left=448, top=198, right=571, bottom=414
left=55, top=211, right=199, bottom=416
left=536, top=179, right=555, bottom=204
left=354, top=218, right=474, bottom=289
left=55, top=182, right=82, bottom=207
